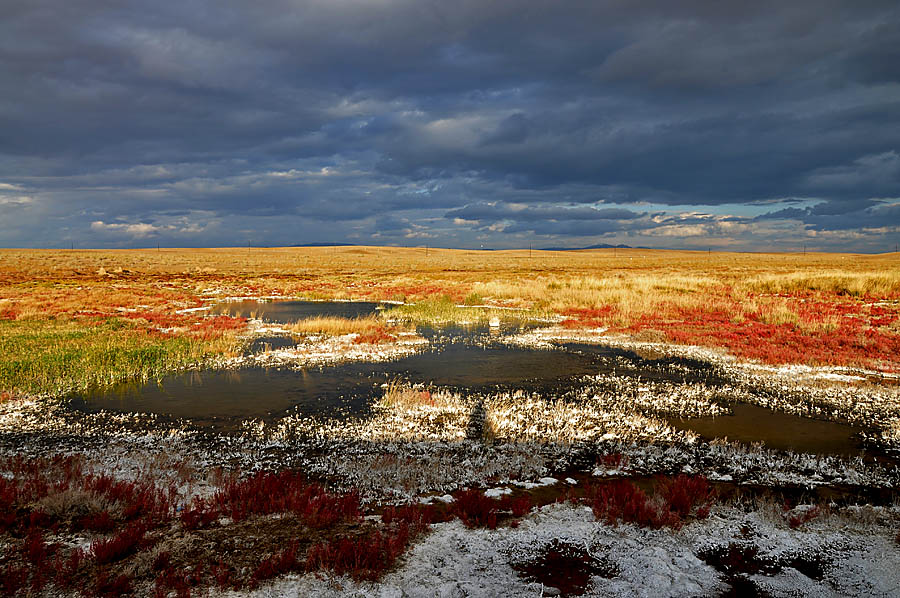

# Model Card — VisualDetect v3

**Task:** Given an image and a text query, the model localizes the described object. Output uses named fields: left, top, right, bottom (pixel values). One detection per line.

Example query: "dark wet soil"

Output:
left=512, top=539, right=618, bottom=596
left=698, top=542, right=831, bottom=597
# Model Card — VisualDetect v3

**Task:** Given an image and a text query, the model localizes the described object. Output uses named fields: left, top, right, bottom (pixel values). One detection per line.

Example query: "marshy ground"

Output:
left=0, top=247, right=898, bottom=596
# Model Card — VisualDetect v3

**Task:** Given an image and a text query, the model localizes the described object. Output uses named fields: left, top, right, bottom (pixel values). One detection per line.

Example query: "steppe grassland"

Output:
left=0, top=247, right=898, bottom=396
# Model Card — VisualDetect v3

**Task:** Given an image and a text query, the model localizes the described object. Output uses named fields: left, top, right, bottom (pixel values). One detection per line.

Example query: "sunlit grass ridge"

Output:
left=0, top=318, right=239, bottom=396
left=1, top=246, right=898, bottom=393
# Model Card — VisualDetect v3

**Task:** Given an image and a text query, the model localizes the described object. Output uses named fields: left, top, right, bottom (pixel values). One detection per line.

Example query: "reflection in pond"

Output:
left=211, top=300, right=384, bottom=322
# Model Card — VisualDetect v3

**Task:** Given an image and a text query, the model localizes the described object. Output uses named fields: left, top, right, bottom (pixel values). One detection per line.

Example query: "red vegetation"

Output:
left=370, top=284, right=465, bottom=303
left=586, top=475, right=714, bottom=529
left=381, top=503, right=444, bottom=529
left=787, top=506, right=822, bottom=529
left=561, top=306, right=618, bottom=329
left=73, top=310, right=248, bottom=340
left=305, top=527, right=413, bottom=582
left=598, top=452, right=628, bottom=470
left=250, top=542, right=301, bottom=588
left=624, top=297, right=900, bottom=370
left=153, top=563, right=204, bottom=597
left=504, top=495, right=533, bottom=518
left=77, top=511, right=116, bottom=532
left=90, top=522, right=148, bottom=564
left=353, top=327, right=397, bottom=345
left=0, top=455, right=711, bottom=594
left=180, top=471, right=362, bottom=530
left=453, top=489, right=500, bottom=529
left=659, top=474, right=713, bottom=520
left=93, top=572, right=133, bottom=597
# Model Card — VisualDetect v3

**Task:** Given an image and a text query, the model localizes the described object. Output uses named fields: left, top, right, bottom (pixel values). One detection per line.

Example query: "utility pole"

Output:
left=529, top=244, right=532, bottom=258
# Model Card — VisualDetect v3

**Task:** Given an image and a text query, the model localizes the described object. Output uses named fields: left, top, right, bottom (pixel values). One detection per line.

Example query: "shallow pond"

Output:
left=71, top=344, right=604, bottom=430
left=669, top=403, right=865, bottom=456
left=70, top=301, right=873, bottom=456
left=210, top=299, right=384, bottom=321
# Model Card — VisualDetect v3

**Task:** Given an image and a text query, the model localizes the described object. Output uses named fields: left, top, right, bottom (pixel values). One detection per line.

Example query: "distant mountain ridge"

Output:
left=538, top=243, right=633, bottom=251
left=287, top=242, right=636, bottom=250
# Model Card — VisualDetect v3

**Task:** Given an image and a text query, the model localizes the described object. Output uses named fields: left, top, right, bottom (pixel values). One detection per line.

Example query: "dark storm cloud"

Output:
left=1, top=0, right=898, bottom=250
left=446, top=203, right=644, bottom=223
left=756, top=199, right=900, bottom=232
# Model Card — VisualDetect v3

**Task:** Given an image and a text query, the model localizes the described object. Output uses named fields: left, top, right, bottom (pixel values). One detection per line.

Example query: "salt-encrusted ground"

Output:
left=507, top=326, right=900, bottom=453
left=226, top=501, right=900, bottom=598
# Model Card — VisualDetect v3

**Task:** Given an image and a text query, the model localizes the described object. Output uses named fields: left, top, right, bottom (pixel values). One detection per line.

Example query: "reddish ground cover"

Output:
left=585, top=475, right=714, bottom=530
left=0, top=457, right=539, bottom=596
left=560, top=293, right=899, bottom=370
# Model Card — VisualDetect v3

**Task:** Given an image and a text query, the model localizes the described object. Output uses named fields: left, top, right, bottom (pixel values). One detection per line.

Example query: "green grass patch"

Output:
left=0, top=318, right=238, bottom=396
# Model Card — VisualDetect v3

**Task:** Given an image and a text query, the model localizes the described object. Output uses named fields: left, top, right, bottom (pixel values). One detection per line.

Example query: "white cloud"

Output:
left=91, top=221, right=167, bottom=237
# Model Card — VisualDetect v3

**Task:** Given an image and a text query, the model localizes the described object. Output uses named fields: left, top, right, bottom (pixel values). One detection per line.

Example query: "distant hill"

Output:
left=290, top=242, right=354, bottom=247
left=538, top=243, right=633, bottom=251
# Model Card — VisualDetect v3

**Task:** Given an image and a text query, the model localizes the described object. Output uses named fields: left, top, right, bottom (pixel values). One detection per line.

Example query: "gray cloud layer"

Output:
left=1, top=0, right=898, bottom=250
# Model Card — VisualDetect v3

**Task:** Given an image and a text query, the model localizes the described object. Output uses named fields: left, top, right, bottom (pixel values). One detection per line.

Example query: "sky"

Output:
left=1, top=0, right=899, bottom=252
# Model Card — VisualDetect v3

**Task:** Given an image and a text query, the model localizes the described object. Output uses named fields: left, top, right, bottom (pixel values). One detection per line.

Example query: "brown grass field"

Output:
left=1, top=246, right=898, bottom=396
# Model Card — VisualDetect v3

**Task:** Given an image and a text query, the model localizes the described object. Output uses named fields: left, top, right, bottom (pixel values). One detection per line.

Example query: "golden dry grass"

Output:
left=378, top=380, right=458, bottom=410
left=1, top=246, right=898, bottom=387
left=287, top=315, right=388, bottom=336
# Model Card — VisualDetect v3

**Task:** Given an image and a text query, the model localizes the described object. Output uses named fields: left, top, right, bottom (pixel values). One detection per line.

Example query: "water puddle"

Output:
left=68, top=301, right=875, bottom=456
left=71, top=344, right=603, bottom=431
left=669, top=403, right=864, bottom=456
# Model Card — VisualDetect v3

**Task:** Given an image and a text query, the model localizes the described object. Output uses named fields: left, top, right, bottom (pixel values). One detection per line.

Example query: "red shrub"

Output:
left=587, top=475, right=715, bottom=529
left=560, top=306, right=617, bottom=328
left=24, top=529, right=52, bottom=566
left=210, top=560, right=235, bottom=589
left=599, top=453, right=627, bottom=469
left=0, top=565, right=28, bottom=597
left=380, top=503, right=441, bottom=531
left=305, top=527, right=411, bottom=582
left=28, top=509, right=51, bottom=529
left=788, top=506, right=821, bottom=529
left=624, top=299, right=900, bottom=370
left=659, top=474, right=713, bottom=520
left=213, top=471, right=360, bottom=528
left=83, top=474, right=173, bottom=525
left=353, top=328, right=397, bottom=345
left=92, top=572, right=133, bottom=597
left=250, top=543, right=300, bottom=588
left=78, top=511, right=116, bottom=532
left=54, top=548, right=84, bottom=588
left=589, top=480, right=662, bottom=529
left=90, top=522, right=147, bottom=564
left=499, top=495, right=532, bottom=517
left=453, top=489, right=499, bottom=529
left=180, top=497, right=220, bottom=530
